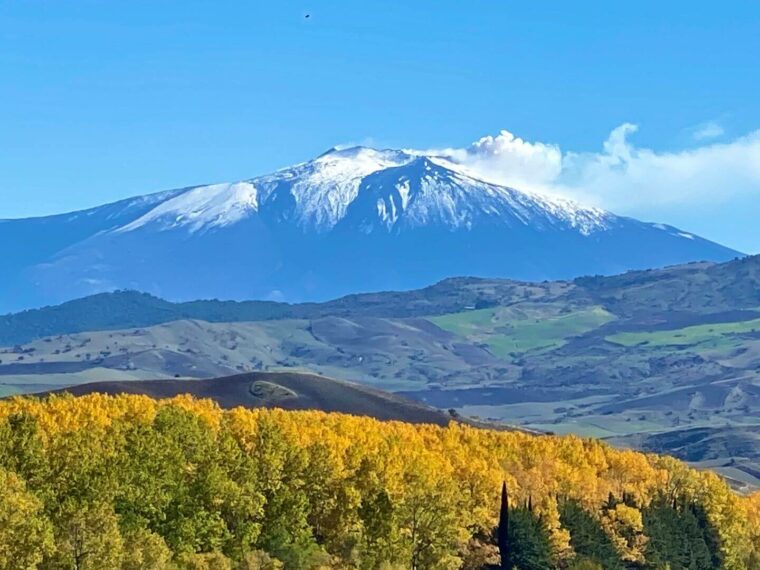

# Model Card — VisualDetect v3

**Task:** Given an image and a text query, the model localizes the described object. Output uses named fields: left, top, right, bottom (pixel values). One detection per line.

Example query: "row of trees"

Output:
left=0, top=393, right=758, bottom=569
left=496, top=483, right=731, bottom=570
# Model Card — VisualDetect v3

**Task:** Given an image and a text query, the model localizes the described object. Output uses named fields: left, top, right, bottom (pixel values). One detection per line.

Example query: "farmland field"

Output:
left=429, top=305, right=614, bottom=356
left=607, top=316, right=760, bottom=348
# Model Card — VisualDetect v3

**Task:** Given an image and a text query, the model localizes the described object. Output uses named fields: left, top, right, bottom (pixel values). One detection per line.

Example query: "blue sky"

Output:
left=2, top=1, right=760, bottom=252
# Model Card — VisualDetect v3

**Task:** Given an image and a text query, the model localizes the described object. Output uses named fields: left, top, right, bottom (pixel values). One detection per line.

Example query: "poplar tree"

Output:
left=498, top=482, right=510, bottom=570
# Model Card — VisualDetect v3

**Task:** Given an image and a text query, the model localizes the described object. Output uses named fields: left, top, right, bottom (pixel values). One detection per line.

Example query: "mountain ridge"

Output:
left=2, top=254, right=757, bottom=348
left=0, top=145, right=741, bottom=312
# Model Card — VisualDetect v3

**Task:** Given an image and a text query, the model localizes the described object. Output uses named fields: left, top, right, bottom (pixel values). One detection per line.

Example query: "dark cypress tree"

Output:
left=498, top=482, right=510, bottom=570
left=504, top=507, right=553, bottom=570
left=559, top=499, right=624, bottom=570
left=689, top=502, right=722, bottom=570
left=642, top=497, right=714, bottom=570
left=495, top=483, right=553, bottom=570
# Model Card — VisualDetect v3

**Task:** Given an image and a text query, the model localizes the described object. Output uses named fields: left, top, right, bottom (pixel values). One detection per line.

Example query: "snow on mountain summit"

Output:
left=109, top=145, right=611, bottom=236
left=252, top=146, right=414, bottom=231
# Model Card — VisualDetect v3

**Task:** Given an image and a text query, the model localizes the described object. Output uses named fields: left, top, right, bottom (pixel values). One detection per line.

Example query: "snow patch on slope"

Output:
left=117, top=182, right=259, bottom=233
left=431, top=156, right=611, bottom=234
left=362, top=156, right=611, bottom=235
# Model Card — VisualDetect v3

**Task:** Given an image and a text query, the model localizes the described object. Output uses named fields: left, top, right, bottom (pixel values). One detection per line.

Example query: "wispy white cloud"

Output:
left=691, top=121, right=725, bottom=141
left=432, top=124, right=760, bottom=217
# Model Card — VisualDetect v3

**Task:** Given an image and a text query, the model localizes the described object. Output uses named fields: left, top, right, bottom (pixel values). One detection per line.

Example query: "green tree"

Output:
left=358, top=488, right=398, bottom=568
left=113, top=420, right=179, bottom=532
left=303, top=442, right=360, bottom=558
left=688, top=502, right=722, bottom=570
left=397, top=465, right=462, bottom=570
left=239, top=550, right=284, bottom=570
left=214, top=425, right=265, bottom=561
left=46, top=500, right=124, bottom=570
left=642, top=498, right=713, bottom=570
left=176, top=551, right=233, bottom=570
left=559, top=499, right=623, bottom=570
left=121, top=528, right=173, bottom=570
left=0, top=413, right=49, bottom=491
left=566, top=559, right=603, bottom=570
left=498, top=507, right=553, bottom=570
left=498, top=483, right=509, bottom=570
left=45, top=426, right=120, bottom=512
left=250, top=419, right=322, bottom=569
left=125, top=406, right=230, bottom=555
left=0, top=469, right=54, bottom=570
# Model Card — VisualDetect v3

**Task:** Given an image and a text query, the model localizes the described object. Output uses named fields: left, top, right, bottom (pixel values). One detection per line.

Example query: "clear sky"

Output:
left=2, top=1, right=760, bottom=252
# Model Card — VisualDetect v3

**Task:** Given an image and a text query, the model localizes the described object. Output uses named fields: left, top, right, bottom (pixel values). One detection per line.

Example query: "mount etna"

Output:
left=0, top=146, right=740, bottom=313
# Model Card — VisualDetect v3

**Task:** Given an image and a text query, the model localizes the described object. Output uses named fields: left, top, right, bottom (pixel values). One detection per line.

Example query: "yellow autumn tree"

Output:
left=0, top=469, right=53, bottom=570
left=0, top=393, right=757, bottom=570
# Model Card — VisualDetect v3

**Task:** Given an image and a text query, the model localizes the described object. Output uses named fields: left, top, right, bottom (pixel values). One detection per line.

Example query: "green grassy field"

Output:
left=607, top=317, right=760, bottom=348
left=430, top=306, right=614, bottom=357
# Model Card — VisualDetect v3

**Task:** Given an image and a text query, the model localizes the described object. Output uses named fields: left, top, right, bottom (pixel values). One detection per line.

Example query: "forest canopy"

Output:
left=0, top=393, right=758, bottom=570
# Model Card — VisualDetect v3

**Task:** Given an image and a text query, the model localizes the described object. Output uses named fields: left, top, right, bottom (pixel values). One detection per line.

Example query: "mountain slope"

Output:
left=0, top=146, right=741, bottom=312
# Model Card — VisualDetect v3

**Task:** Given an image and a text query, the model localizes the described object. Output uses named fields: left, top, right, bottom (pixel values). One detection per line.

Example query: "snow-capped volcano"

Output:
left=0, top=145, right=741, bottom=312
left=116, top=146, right=611, bottom=236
